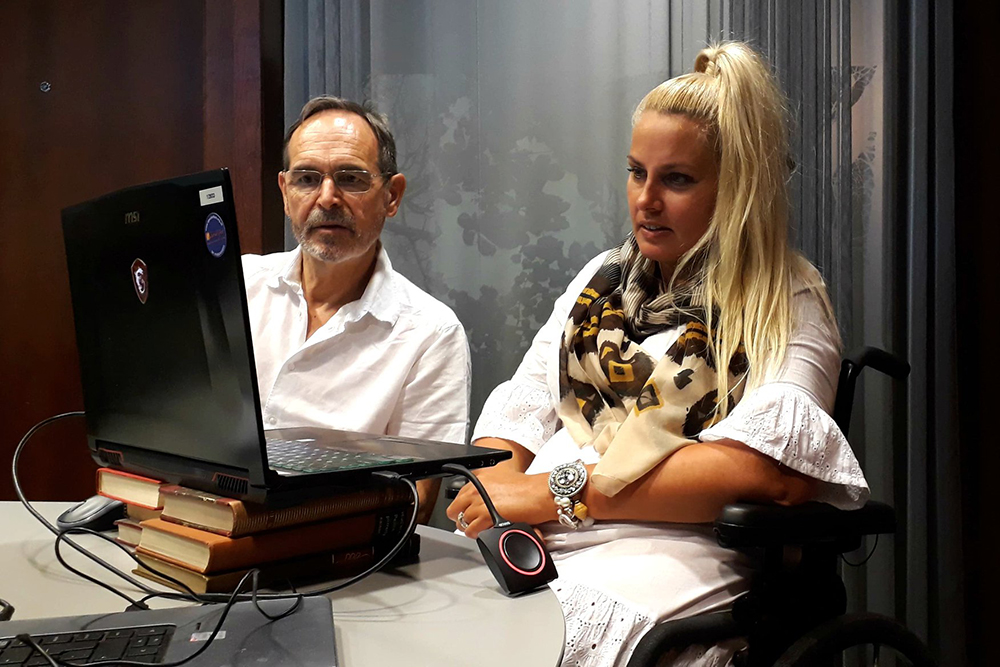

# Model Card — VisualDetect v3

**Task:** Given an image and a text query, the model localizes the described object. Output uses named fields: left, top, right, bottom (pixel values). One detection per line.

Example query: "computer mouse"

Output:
left=56, top=495, right=127, bottom=532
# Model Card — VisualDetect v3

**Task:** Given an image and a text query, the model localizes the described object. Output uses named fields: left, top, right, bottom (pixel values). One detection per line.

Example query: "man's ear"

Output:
left=277, top=170, right=291, bottom=218
left=383, top=173, right=407, bottom=217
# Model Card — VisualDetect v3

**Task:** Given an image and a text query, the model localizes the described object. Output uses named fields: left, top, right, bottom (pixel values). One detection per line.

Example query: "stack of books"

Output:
left=95, top=468, right=417, bottom=594
left=96, top=468, right=166, bottom=549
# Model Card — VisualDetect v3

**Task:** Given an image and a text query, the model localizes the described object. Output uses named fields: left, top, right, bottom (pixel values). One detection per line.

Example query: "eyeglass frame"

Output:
left=280, top=167, right=395, bottom=196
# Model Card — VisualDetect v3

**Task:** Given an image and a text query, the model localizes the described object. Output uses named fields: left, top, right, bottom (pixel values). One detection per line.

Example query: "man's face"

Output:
left=279, top=110, right=405, bottom=265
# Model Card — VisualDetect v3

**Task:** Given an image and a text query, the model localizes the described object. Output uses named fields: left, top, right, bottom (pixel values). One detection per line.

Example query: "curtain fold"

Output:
left=896, top=0, right=963, bottom=662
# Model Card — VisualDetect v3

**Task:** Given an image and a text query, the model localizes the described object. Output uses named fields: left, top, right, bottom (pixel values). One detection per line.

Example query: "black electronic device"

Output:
left=441, top=464, right=558, bottom=596
left=55, top=495, right=125, bottom=532
left=60, top=169, right=510, bottom=506
left=0, top=596, right=337, bottom=666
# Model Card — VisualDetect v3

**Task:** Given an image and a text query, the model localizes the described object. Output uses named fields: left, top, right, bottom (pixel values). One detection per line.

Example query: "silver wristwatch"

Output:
left=548, top=460, right=593, bottom=529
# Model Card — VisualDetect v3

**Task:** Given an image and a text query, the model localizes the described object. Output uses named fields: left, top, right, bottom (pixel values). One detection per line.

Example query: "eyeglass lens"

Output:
left=286, top=169, right=374, bottom=194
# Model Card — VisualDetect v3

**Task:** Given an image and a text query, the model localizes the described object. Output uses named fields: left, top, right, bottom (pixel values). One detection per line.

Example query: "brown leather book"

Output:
left=137, top=506, right=411, bottom=574
left=96, top=468, right=164, bottom=510
left=133, top=546, right=376, bottom=594
left=158, top=482, right=412, bottom=537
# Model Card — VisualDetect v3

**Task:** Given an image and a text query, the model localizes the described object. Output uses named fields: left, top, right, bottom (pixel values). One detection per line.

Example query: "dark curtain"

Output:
left=888, top=0, right=964, bottom=663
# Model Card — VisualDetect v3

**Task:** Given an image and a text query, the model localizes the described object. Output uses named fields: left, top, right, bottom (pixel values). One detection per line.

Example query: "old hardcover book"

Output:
left=126, top=504, right=162, bottom=523
left=137, top=506, right=411, bottom=574
left=158, top=482, right=412, bottom=537
left=133, top=546, right=376, bottom=594
left=96, top=468, right=164, bottom=510
left=114, top=519, right=143, bottom=548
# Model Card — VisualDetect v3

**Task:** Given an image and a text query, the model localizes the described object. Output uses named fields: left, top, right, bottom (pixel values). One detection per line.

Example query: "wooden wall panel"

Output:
left=0, top=1, right=283, bottom=501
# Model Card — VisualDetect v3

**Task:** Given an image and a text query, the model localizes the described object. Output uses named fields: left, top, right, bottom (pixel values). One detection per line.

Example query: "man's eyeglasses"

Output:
left=282, top=168, right=385, bottom=195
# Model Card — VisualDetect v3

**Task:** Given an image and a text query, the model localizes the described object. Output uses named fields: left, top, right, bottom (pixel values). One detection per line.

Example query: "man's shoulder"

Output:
left=241, top=250, right=296, bottom=283
left=382, top=268, right=462, bottom=332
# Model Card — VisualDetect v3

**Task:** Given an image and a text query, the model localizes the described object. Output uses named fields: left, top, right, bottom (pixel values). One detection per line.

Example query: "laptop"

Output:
left=0, top=597, right=336, bottom=667
left=61, top=169, right=509, bottom=505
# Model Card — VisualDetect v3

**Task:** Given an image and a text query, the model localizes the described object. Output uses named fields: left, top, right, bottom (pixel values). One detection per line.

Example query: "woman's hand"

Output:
left=445, top=466, right=556, bottom=539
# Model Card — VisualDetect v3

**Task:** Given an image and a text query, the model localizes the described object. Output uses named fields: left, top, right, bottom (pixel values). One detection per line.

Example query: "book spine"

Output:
left=232, top=486, right=413, bottom=536
left=203, top=505, right=411, bottom=573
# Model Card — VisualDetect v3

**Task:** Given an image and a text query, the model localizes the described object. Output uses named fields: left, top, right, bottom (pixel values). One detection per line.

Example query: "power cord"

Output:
left=841, top=533, right=880, bottom=567
left=10, top=412, right=422, bottom=665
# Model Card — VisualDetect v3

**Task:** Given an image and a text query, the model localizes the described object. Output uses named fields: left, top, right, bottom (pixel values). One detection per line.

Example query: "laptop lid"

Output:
left=62, top=169, right=508, bottom=504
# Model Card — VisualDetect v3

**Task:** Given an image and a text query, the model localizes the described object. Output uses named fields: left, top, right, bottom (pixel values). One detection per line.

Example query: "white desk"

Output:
left=0, top=502, right=565, bottom=666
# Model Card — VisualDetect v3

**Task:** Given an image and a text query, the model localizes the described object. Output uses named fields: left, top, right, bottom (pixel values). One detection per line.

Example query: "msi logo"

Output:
left=125, top=211, right=140, bottom=224
left=131, top=258, right=149, bottom=304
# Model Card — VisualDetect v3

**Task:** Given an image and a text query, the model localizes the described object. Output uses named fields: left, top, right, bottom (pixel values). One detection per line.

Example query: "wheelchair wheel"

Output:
left=773, top=612, right=936, bottom=667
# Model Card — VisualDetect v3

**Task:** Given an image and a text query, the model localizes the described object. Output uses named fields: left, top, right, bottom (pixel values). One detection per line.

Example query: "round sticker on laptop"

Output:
left=204, top=213, right=227, bottom=258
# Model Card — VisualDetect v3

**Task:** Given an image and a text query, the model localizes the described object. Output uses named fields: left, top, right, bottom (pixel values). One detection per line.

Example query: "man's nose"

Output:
left=315, top=175, right=342, bottom=209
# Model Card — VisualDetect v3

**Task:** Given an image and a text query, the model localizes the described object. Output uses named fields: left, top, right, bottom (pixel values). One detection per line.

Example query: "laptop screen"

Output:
left=62, top=170, right=268, bottom=482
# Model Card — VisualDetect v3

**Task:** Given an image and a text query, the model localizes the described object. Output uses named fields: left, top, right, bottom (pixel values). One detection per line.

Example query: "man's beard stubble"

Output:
left=294, top=208, right=382, bottom=264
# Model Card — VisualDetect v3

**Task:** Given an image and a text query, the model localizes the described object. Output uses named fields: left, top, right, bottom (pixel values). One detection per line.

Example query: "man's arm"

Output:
left=387, top=321, right=472, bottom=523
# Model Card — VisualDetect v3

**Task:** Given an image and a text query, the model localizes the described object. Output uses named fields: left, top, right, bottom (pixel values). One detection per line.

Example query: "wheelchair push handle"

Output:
left=845, top=346, right=911, bottom=380
left=832, top=346, right=910, bottom=436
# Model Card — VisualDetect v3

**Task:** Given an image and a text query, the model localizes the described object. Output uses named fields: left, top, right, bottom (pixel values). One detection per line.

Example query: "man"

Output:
left=242, top=96, right=470, bottom=521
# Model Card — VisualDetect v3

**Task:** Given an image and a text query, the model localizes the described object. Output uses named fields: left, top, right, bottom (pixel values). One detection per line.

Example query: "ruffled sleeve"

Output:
left=699, top=267, right=870, bottom=509
left=699, top=383, right=868, bottom=508
left=472, top=381, right=559, bottom=455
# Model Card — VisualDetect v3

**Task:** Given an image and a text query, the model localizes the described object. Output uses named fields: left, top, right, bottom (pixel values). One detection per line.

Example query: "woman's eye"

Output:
left=664, top=173, right=694, bottom=186
left=626, top=166, right=645, bottom=180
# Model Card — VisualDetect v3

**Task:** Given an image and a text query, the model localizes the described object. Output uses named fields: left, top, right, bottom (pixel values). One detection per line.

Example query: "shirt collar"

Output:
left=266, top=245, right=400, bottom=326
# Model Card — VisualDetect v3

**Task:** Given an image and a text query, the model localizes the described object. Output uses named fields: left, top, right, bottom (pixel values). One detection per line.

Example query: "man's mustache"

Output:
left=305, top=209, right=354, bottom=230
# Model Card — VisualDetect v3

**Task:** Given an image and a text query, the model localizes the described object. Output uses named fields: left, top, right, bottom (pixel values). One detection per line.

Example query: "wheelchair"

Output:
left=626, top=347, right=937, bottom=667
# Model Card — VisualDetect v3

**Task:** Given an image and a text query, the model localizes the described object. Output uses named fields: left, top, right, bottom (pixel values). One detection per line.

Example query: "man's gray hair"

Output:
left=282, top=96, right=398, bottom=176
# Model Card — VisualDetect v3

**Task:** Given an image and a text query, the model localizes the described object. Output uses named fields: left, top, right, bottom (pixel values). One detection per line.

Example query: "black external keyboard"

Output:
left=266, top=439, right=415, bottom=473
left=0, top=625, right=173, bottom=665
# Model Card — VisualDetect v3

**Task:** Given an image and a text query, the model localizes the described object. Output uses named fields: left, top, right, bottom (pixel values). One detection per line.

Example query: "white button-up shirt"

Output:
left=242, top=246, right=471, bottom=444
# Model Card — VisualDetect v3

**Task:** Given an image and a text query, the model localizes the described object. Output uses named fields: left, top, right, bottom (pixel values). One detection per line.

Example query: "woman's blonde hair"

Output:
left=633, top=41, right=810, bottom=411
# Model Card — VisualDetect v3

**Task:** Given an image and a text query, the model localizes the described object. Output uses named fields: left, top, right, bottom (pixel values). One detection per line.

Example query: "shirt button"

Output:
left=287, top=362, right=296, bottom=372
left=267, top=416, right=277, bottom=425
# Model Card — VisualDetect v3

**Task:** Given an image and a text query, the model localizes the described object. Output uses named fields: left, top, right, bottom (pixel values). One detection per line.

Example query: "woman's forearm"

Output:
left=582, top=438, right=818, bottom=524
left=473, top=437, right=535, bottom=473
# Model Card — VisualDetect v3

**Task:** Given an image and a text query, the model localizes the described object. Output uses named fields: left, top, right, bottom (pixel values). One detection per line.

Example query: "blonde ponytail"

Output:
left=634, top=41, right=806, bottom=413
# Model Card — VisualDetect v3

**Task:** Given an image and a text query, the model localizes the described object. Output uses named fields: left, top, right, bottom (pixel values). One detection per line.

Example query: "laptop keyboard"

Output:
left=266, top=439, right=416, bottom=473
left=0, top=625, right=173, bottom=665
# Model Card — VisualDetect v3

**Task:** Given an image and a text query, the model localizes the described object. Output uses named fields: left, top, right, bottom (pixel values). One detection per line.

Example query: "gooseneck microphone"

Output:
left=440, top=463, right=558, bottom=597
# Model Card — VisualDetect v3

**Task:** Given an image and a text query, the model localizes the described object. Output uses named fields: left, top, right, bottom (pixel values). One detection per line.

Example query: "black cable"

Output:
left=19, top=567, right=261, bottom=667
left=13, top=413, right=420, bottom=605
left=11, top=412, right=422, bottom=665
left=0, top=597, right=14, bottom=622
left=841, top=533, right=880, bottom=567
left=440, top=463, right=506, bottom=525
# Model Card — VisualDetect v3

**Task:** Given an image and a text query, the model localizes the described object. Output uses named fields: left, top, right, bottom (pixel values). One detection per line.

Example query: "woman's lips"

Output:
left=637, top=222, right=672, bottom=235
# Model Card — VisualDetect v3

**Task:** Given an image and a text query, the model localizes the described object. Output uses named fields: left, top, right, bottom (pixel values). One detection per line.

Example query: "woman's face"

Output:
left=627, top=112, right=719, bottom=278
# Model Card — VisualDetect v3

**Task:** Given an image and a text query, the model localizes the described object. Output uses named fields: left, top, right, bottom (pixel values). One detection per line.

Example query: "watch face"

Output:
left=549, top=461, right=586, bottom=497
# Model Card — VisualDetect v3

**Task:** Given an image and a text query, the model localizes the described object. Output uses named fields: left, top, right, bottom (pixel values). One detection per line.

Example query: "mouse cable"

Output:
left=10, top=411, right=155, bottom=608
left=13, top=413, right=421, bottom=610
left=17, top=565, right=264, bottom=667
left=0, top=597, right=14, bottom=622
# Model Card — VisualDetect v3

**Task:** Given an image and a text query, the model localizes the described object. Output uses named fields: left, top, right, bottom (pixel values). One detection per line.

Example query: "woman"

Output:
left=447, top=42, right=868, bottom=667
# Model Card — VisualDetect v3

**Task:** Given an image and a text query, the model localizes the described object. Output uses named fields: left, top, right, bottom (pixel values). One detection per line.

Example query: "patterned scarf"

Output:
left=557, top=235, right=749, bottom=496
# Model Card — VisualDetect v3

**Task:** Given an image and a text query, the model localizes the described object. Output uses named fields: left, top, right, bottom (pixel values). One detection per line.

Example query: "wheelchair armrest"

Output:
left=713, top=500, right=895, bottom=550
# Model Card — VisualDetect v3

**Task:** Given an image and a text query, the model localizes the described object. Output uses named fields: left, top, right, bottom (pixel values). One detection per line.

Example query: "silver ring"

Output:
left=457, top=511, right=470, bottom=531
